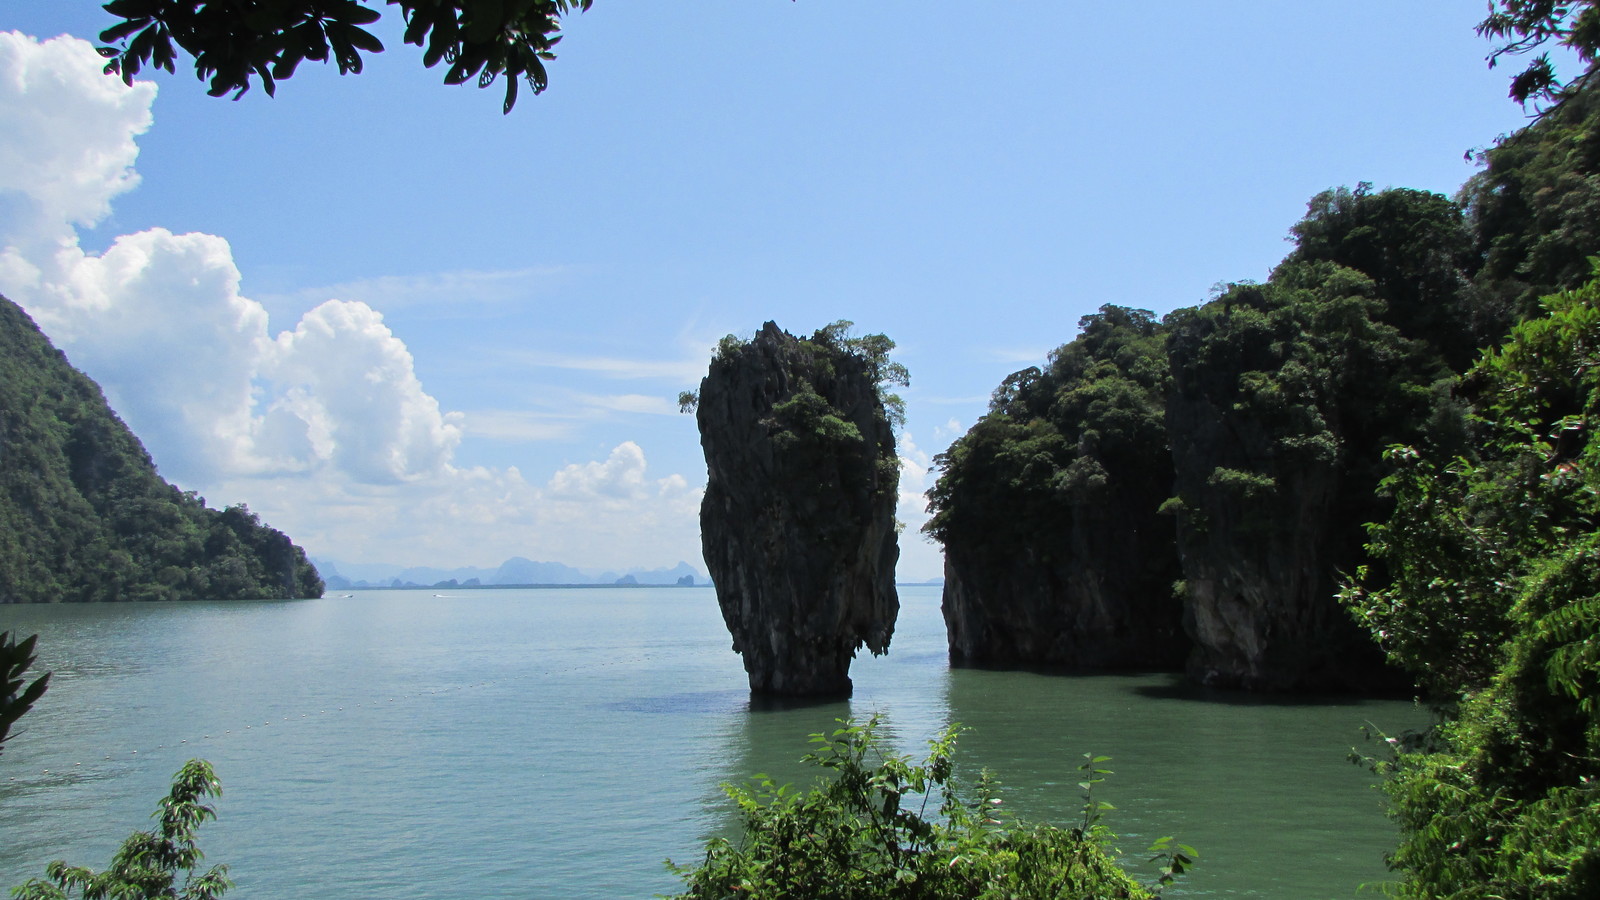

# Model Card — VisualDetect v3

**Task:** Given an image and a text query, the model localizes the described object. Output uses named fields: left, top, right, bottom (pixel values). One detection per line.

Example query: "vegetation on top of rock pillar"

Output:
left=809, top=320, right=911, bottom=432
left=684, top=320, right=909, bottom=438
left=691, top=320, right=904, bottom=695
left=1283, top=183, right=1483, bottom=369
left=925, top=305, right=1170, bottom=552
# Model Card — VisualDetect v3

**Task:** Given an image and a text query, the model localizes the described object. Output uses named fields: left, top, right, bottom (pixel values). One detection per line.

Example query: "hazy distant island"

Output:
left=313, top=556, right=945, bottom=592
left=313, top=556, right=709, bottom=590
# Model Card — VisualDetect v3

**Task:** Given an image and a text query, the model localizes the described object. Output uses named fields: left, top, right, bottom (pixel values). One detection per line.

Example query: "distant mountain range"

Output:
left=312, top=556, right=706, bottom=590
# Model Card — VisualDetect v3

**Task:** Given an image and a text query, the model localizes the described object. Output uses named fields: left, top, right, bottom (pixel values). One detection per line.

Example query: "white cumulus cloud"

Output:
left=0, top=31, right=703, bottom=571
left=547, top=441, right=687, bottom=502
left=0, top=31, right=152, bottom=246
left=21, top=227, right=268, bottom=481
left=264, top=300, right=462, bottom=484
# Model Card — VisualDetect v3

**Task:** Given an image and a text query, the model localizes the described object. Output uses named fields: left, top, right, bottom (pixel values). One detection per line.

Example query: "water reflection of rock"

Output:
left=941, top=666, right=1425, bottom=896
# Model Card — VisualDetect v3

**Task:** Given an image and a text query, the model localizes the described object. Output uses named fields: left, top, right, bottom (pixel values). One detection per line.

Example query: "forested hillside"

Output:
left=926, top=73, right=1600, bottom=692
left=925, top=306, right=1185, bottom=672
left=0, top=295, right=322, bottom=603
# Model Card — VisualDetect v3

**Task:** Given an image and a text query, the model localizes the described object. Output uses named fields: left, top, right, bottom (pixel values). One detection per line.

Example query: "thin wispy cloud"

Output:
left=458, top=410, right=582, bottom=443
left=574, top=393, right=680, bottom=416
left=506, top=349, right=709, bottom=382
left=254, top=266, right=572, bottom=316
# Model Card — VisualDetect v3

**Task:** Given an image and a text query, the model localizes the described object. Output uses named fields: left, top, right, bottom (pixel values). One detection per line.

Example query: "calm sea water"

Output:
left=0, top=586, right=1427, bottom=898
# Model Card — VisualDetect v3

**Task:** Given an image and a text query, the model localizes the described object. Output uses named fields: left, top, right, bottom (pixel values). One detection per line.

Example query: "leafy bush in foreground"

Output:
left=0, top=632, right=50, bottom=758
left=1343, top=274, right=1600, bottom=897
left=666, top=718, right=1192, bottom=899
left=11, top=760, right=231, bottom=900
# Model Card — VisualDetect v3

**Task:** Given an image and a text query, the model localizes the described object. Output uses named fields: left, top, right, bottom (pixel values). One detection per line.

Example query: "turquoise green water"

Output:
left=0, top=587, right=1427, bottom=897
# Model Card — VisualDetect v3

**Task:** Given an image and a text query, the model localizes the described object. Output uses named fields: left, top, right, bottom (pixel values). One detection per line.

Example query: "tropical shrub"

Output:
left=10, top=760, right=232, bottom=900
left=666, top=717, right=1192, bottom=899
left=0, top=632, right=49, bottom=758
left=1343, top=273, right=1600, bottom=898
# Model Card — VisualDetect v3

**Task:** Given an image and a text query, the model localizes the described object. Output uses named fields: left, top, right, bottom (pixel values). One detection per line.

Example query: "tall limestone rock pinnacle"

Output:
left=693, top=321, right=903, bottom=696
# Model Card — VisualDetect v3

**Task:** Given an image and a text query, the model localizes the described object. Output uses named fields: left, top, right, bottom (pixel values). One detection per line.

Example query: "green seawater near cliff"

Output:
left=0, top=586, right=1425, bottom=898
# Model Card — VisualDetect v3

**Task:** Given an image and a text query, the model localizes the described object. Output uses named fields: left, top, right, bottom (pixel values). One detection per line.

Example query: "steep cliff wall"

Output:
left=926, top=307, right=1186, bottom=671
left=0, top=295, right=323, bottom=603
left=940, top=538, right=1184, bottom=671
left=695, top=322, right=900, bottom=696
left=1164, top=264, right=1433, bottom=690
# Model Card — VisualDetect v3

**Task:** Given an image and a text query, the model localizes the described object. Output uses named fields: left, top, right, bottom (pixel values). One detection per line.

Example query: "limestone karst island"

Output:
left=6, top=3, right=1600, bottom=899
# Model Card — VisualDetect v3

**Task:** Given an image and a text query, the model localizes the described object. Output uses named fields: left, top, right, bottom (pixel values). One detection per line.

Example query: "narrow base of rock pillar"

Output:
left=744, top=668, right=854, bottom=699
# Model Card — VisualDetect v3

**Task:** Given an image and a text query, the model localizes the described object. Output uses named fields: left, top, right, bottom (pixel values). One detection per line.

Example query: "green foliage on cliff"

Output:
left=923, top=305, right=1185, bottom=669
left=667, top=718, right=1186, bottom=900
left=1462, top=80, right=1600, bottom=328
left=768, top=323, right=903, bottom=510
left=11, top=759, right=231, bottom=900
left=1342, top=274, right=1600, bottom=898
left=927, top=305, right=1170, bottom=550
left=1285, top=183, right=1483, bottom=368
left=924, top=87, right=1600, bottom=686
left=702, top=320, right=906, bottom=493
left=1166, top=258, right=1447, bottom=499
left=0, top=296, right=323, bottom=603
left=1158, top=257, right=1465, bottom=687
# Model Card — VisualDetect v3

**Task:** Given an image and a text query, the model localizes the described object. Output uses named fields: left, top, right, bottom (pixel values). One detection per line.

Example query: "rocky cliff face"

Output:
left=1163, top=268, right=1421, bottom=691
left=926, top=307, right=1186, bottom=672
left=1163, top=379, right=1369, bottom=690
left=695, top=322, right=900, bottom=696
left=941, top=533, right=1185, bottom=671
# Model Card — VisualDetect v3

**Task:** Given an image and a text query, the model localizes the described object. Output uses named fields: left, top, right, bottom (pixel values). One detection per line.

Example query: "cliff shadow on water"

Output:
left=940, top=665, right=1430, bottom=897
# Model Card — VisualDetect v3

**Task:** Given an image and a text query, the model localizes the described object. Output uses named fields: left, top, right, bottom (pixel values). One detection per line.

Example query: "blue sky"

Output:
left=0, top=2, right=1549, bottom=580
